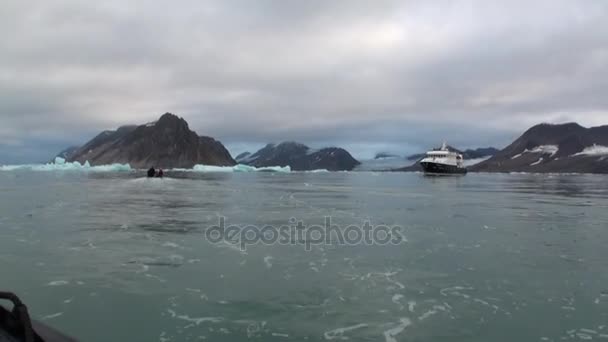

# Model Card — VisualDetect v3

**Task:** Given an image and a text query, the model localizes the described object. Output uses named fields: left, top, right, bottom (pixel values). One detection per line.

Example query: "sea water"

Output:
left=0, top=170, right=607, bottom=341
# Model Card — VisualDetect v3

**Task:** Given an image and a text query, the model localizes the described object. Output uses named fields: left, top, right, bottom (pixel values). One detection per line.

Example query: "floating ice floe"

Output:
left=0, top=157, right=131, bottom=172
left=173, top=164, right=291, bottom=173
left=573, top=144, right=608, bottom=156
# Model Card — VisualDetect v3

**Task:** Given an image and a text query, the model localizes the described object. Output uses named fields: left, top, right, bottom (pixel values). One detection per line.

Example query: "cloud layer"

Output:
left=1, top=0, right=607, bottom=162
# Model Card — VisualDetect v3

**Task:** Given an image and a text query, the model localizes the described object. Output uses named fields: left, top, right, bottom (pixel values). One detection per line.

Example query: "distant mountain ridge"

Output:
left=374, top=152, right=401, bottom=159
left=241, top=142, right=360, bottom=171
left=472, top=123, right=608, bottom=173
left=54, top=146, right=80, bottom=161
left=60, top=113, right=235, bottom=168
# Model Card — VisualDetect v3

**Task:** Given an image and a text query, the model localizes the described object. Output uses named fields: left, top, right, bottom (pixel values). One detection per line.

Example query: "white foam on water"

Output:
left=264, top=256, right=274, bottom=269
left=324, top=323, right=368, bottom=340
left=417, top=305, right=448, bottom=321
left=47, top=280, right=69, bottom=286
left=162, top=242, right=181, bottom=248
left=440, top=286, right=474, bottom=297
left=167, top=308, right=223, bottom=326
left=145, top=273, right=167, bottom=283
left=368, top=271, right=405, bottom=290
left=383, top=318, right=412, bottom=342
left=159, top=331, right=170, bottom=342
left=391, top=294, right=404, bottom=310
left=41, top=312, right=63, bottom=320
left=407, top=301, right=416, bottom=313
left=216, top=240, right=247, bottom=254
left=63, top=298, right=73, bottom=304
left=271, top=333, right=289, bottom=337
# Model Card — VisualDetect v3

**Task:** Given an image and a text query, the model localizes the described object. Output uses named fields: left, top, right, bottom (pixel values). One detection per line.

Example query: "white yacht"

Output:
left=420, top=142, right=467, bottom=174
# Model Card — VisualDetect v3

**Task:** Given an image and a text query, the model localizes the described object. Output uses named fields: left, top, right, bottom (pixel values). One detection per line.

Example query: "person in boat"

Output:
left=147, top=167, right=155, bottom=178
left=156, top=169, right=164, bottom=178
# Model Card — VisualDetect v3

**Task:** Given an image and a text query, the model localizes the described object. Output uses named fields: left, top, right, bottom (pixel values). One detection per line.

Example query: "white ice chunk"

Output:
left=0, top=161, right=131, bottom=172
left=175, top=164, right=291, bottom=173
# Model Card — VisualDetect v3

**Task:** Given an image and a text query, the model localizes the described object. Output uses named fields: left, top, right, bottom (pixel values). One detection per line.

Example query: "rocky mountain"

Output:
left=242, top=142, right=360, bottom=171
left=62, top=113, right=236, bottom=168
left=54, top=146, right=80, bottom=160
left=235, top=152, right=252, bottom=162
left=472, top=123, right=608, bottom=173
left=464, top=147, right=500, bottom=159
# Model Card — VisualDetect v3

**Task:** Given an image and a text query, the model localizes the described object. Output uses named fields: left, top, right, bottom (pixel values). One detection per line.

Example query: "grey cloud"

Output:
left=1, top=0, right=607, bottom=163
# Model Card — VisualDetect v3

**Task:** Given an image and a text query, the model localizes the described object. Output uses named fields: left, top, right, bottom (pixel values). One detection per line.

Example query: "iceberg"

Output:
left=0, top=160, right=132, bottom=172
left=174, top=164, right=291, bottom=173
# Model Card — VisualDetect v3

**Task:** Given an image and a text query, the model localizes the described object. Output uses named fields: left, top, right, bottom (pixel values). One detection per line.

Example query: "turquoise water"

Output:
left=1, top=171, right=607, bottom=341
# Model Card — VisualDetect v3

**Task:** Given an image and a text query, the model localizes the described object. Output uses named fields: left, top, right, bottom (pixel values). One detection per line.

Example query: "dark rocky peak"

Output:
left=116, top=125, right=138, bottom=134
left=153, top=112, right=190, bottom=131
left=521, top=122, right=586, bottom=141
left=374, top=152, right=400, bottom=159
left=274, top=141, right=310, bottom=154
left=242, top=141, right=359, bottom=171
left=62, top=112, right=235, bottom=168
left=462, top=147, right=499, bottom=159
left=588, top=125, right=608, bottom=145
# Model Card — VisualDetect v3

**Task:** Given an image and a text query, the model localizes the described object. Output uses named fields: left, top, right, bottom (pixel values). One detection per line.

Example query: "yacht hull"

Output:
left=420, top=161, right=467, bottom=174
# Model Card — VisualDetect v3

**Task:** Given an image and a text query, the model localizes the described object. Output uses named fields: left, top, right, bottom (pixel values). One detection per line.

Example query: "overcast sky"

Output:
left=1, top=0, right=607, bottom=163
